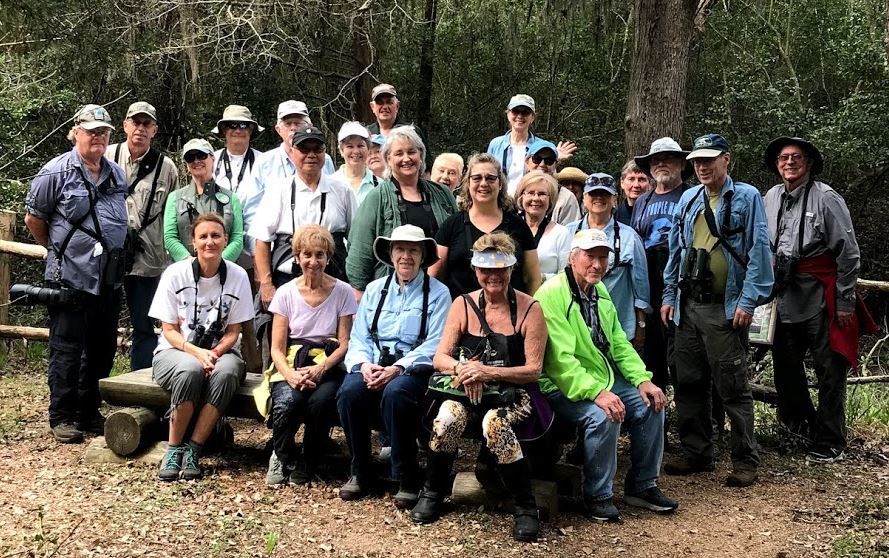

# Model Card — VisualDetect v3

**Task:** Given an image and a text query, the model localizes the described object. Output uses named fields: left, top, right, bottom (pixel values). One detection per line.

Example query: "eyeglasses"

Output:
left=184, top=151, right=210, bottom=163
left=777, top=153, right=805, bottom=164
left=586, top=176, right=615, bottom=187
left=223, top=122, right=252, bottom=130
left=295, top=144, right=326, bottom=154
left=522, top=190, right=549, bottom=198
left=80, top=128, right=111, bottom=137
left=531, top=154, right=556, bottom=166
left=470, top=173, right=499, bottom=184
left=128, top=118, right=156, bottom=128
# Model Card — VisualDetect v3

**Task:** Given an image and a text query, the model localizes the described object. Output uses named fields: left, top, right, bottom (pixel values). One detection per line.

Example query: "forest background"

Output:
left=1, top=0, right=888, bottom=279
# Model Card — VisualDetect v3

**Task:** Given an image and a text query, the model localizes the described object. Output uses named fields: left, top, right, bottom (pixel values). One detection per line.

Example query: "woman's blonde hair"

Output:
left=472, top=231, right=516, bottom=256
left=513, top=170, right=558, bottom=213
left=457, top=153, right=514, bottom=212
left=291, top=224, right=335, bottom=257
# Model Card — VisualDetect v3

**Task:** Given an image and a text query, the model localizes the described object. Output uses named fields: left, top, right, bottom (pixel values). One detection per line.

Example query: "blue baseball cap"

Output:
left=370, top=134, right=386, bottom=147
left=527, top=140, right=558, bottom=159
left=687, top=134, right=731, bottom=159
left=583, top=172, right=616, bottom=196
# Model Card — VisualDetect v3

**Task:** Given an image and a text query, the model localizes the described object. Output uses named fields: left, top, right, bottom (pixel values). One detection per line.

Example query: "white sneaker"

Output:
left=266, top=452, right=289, bottom=486
left=379, top=446, right=392, bottom=462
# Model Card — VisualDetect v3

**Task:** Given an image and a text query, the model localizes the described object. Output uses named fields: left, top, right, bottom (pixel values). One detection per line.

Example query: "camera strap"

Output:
left=771, top=179, right=812, bottom=257
left=369, top=271, right=431, bottom=353
left=688, top=186, right=748, bottom=270
left=394, top=179, right=437, bottom=237
left=289, top=178, right=328, bottom=232
left=531, top=214, right=551, bottom=247
left=190, top=258, right=228, bottom=331
left=604, top=219, right=626, bottom=277
left=564, top=266, right=619, bottom=380
left=131, top=149, right=166, bottom=235
left=216, top=149, right=255, bottom=193
left=57, top=167, right=119, bottom=260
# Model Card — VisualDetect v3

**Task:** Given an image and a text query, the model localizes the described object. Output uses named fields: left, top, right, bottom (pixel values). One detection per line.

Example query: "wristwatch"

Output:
left=637, top=320, right=646, bottom=329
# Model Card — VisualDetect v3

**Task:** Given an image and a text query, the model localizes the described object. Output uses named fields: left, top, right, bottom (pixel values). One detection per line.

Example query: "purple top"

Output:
left=268, top=278, right=358, bottom=342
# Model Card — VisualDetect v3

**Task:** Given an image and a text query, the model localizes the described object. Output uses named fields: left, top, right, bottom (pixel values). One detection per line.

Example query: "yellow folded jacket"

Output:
left=252, top=344, right=328, bottom=420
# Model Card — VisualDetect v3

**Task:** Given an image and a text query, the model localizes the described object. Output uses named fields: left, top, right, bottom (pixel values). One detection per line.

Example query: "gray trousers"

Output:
left=152, top=348, right=245, bottom=415
left=772, top=309, right=848, bottom=452
left=673, top=301, right=759, bottom=470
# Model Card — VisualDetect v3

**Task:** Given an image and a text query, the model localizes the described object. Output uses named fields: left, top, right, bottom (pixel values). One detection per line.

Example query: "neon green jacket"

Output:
left=534, top=272, right=652, bottom=401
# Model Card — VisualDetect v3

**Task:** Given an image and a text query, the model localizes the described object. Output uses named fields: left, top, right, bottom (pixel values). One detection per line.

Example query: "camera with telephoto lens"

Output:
left=189, top=305, right=224, bottom=350
left=377, top=346, right=404, bottom=367
left=10, top=284, right=81, bottom=308
left=774, top=253, right=798, bottom=292
left=679, top=248, right=713, bottom=301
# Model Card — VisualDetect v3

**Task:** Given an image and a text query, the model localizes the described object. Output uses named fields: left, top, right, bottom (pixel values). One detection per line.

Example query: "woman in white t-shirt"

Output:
left=265, top=225, right=357, bottom=486
left=150, top=213, right=255, bottom=482
left=514, top=171, right=572, bottom=280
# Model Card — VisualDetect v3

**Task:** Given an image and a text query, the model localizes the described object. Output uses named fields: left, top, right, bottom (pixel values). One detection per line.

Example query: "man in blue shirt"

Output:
left=24, top=104, right=128, bottom=443
left=661, top=134, right=774, bottom=487
left=337, top=225, right=450, bottom=508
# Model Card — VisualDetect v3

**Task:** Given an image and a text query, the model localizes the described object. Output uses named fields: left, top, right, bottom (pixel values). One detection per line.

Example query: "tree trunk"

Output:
left=623, top=0, right=698, bottom=159
left=415, top=0, right=438, bottom=136
left=351, top=15, right=374, bottom=123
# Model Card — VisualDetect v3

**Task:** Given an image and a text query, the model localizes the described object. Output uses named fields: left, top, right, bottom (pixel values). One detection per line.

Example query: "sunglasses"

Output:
left=81, top=128, right=111, bottom=137
left=511, top=108, right=533, bottom=116
left=587, top=176, right=615, bottom=187
left=295, top=144, right=326, bottom=154
left=531, top=154, right=557, bottom=166
left=776, top=153, right=805, bottom=163
left=223, top=122, right=252, bottom=130
left=469, top=173, right=499, bottom=184
left=184, top=151, right=211, bottom=163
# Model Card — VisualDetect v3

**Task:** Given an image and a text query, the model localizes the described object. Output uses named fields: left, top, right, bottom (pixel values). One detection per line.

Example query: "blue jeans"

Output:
left=124, top=275, right=160, bottom=370
left=336, top=371, right=427, bottom=482
left=547, top=374, right=664, bottom=502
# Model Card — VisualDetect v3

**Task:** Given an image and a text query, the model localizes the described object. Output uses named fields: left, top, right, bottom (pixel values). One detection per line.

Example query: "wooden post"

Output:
left=0, top=211, right=15, bottom=325
left=104, top=407, right=159, bottom=456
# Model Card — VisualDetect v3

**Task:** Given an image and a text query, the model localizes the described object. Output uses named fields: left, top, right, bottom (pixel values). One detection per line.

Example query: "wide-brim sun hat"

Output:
left=634, top=137, right=693, bottom=180
left=373, top=224, right=439, bottom=269
left=556, top=167, right=588, bottom=183
left=211, top=104, right=264, bottom=134
left=764, top=136, right=824, bottom=176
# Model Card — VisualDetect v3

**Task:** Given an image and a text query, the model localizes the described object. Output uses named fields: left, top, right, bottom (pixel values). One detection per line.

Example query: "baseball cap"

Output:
left=125, top=101, right=157, bottom=121
left=182, top=138, right=214, bottom=156
left=527, top=140, right=558, bottom=158
left=507, top=94, right=536, bottom=112
left=74, top=104, right=114, bottom=131
left=290, top=125, right=326, bottom=146
left=571, top=229, right=613, bottom=252
left=277, top=100, right=309, bottom=121
left=369, top=134, right=386, bottom=147
left=337, top=121, right=370, bottom=143
left=583, top=173, right=617, bottom=196
left=687, top=134, right=731, bottom=159
left=371, top=83, right=398, bottom=100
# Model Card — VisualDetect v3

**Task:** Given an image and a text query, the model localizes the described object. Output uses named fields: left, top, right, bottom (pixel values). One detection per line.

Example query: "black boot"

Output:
left=410, top=451, right=455, bottom=524
left=499, top=459, right=539, bottom=542
left=475, top=446, right=507, bottom=496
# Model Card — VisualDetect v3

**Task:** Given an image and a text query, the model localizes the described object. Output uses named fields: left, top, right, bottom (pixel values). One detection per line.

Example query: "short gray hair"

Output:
left=381, top=126, right=427, bottom=178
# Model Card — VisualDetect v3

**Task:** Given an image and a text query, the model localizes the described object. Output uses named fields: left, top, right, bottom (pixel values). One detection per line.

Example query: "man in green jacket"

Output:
left=535, top=228, right=678, bottom=522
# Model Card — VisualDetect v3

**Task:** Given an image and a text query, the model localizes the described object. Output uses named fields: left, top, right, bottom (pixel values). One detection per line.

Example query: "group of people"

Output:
left=23, top=84, right=874, bottom=542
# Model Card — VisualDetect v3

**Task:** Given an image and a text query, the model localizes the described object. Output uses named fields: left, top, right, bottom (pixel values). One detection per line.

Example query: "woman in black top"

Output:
left=429, top=153, right=541, bottom=298
left=411, top=232, right=549, bottom=542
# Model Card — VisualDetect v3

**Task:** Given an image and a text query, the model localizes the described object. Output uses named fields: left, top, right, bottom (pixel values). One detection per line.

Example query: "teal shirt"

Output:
left=163, top=180, right=243, bottom=262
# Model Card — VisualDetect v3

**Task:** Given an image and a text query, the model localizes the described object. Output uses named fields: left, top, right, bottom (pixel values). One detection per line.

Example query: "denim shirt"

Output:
left=345, top=270, right=451, bottom=373
left=566, top=217, right=652, bottom=339
left=25, top=148, right=127, bottom=295
left=486, top=131, right=545, bottom=180
left=662, top=176, right=774, bottom=323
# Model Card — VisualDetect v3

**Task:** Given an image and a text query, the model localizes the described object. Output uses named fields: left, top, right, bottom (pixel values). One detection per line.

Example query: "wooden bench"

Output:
left=98, top=368, right=265, bottom=455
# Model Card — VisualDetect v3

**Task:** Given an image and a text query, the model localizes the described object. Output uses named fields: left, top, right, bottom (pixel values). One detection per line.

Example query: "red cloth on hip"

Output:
left=796, top=253, right=878, bottom=368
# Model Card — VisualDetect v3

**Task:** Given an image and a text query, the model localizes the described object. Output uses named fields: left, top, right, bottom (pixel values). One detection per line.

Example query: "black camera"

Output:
left=189, top=306, right=224, bottom=349
left=377, top=346, right=404, bottom=367
left=10, top=284, right=81, bottom=308
left=774, top=253, right=798, bottom=291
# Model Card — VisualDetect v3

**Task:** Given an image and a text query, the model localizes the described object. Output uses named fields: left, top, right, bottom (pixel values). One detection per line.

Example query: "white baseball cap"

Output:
left=277, top=100, right=309, bottom=121
left=337, top=121, right=370, bottom=143
left=571, top=229, right=613, bottom=252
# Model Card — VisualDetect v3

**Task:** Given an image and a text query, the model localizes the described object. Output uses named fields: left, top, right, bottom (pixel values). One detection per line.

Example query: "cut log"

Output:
left=104, top=407, right=159, bottom=456
left=84, top=437, right=167, bottom=466
left=99, top=368, right=265, bottom=421
left=751, top=383, right=779, bottom=405
left=450, top=471, right=558, bottom=519
left=0, top=239, right=47, bottom=259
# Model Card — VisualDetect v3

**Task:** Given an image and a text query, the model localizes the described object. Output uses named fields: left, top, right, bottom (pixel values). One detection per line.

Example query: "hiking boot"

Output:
left=288, top=461, right=312, bottom=485
left=51, top=422, right=84, bottom=444
left=410, top=488, right=444, bottom=524
left=180, top=444, right=203, bottom=481
left=806, top=447, right=846, bottom=463
left=624, top=486, right=679, bottom=514
left=512, top=507, right=540, bottom=542
left=585, top=498, right=622, bottom=523
left=339, top=476, right=368, bottom=501
left=725, top=468, right=757, bottom=487
left=663, top=455, right=715, bottom=475
left=158, top=445, right=185, bottom=482
left=378, top=446, right=392, bottom=462
left=265, top=452, right=289, bottom=486
left=393, top=481, right=420, bottom=509
left=76, top=414, right=105, bottom=435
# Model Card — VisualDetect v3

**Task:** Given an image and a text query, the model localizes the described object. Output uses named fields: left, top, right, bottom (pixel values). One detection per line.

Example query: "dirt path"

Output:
left=0, top=372, right=885, bottom=558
